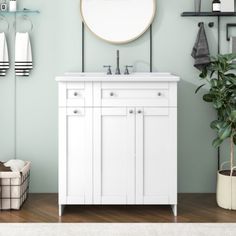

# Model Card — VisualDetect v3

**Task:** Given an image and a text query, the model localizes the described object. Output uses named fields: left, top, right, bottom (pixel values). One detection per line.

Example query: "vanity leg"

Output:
left=171, top=204, right=177, bottom=216
left=59, top=204, right=65, bottom=216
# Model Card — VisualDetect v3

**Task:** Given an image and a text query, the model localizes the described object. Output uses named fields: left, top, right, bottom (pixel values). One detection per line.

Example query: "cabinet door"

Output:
left=59, top=107, right=93, bottom=205
left=136, top=107, right=177, bottom=204
left=93, top=107, right=135, bottom=204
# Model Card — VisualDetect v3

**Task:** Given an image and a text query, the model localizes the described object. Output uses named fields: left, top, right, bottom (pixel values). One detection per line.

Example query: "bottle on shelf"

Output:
left=212, top=0, right=221, bottom=12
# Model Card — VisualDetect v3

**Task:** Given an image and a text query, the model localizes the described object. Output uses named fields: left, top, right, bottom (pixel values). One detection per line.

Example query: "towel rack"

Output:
left=226, top=23, right=236, bottom=41
left=198, top=22, right=214, bottom=28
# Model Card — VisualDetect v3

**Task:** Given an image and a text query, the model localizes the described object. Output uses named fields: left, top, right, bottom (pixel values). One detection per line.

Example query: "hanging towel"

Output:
left=0, top=32, right=9, bottom=76
left=15, top=32, right=33, bottom=76
left=191, top=23, right=210, bottom=71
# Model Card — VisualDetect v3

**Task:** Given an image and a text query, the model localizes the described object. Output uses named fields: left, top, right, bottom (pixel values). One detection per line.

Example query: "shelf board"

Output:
left=181, top=12, right=236, bottom=17
left=0, top=10, right=40, bottom=15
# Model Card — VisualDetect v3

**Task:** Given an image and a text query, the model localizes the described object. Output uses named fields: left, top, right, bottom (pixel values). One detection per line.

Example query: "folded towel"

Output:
left=4, top=160, right=25, bottom=172
left=191, top=23, right=210, bottom=71
left=15, top=32, right=33, bottom=76
left=0, top=32, right=9, bottom=76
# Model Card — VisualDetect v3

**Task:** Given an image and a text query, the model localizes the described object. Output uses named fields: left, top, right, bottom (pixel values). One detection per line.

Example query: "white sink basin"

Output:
left=64, top=72, right=171, bottom=77
left=56, top=72, right=180, bottom=82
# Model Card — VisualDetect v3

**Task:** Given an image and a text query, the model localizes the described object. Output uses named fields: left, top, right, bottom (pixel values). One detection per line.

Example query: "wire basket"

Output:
left=0, top=161, right=30, bottom=210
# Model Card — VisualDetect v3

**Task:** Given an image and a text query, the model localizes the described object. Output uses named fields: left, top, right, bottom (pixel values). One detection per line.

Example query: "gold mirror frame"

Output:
left=80, top=0, right=156, bottom=44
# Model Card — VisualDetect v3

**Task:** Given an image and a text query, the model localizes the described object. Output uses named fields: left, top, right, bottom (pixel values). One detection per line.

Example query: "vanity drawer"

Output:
left=101, top=89, right=169, bottom=107
left=58, top=82, right=92, bottom=107
left=67, top=89, right=85, bottom=107
left=93, top=82, right=177, bottom=107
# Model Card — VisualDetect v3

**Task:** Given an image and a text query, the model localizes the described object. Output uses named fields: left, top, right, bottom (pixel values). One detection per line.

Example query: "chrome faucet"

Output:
left=115, top=50, right=121, bottom=75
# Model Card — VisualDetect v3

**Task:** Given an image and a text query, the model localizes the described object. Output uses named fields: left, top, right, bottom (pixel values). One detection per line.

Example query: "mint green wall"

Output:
left=0, top=0, right=235, bottom=193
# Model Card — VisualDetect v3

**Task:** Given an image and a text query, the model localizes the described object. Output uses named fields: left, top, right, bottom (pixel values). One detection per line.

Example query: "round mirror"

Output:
left=80, top=0, right=156, bottom=44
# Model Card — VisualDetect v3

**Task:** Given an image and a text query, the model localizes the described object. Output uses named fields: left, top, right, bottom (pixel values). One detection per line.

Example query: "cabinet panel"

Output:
left=59, top=107, right=93, bottom=204
left=93, top=107, right=135, bottom=204
left=136, top=108, right=177, bottom=204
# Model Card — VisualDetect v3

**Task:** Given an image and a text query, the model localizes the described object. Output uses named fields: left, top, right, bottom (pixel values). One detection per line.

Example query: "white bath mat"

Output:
left=0, top=223, right=236, bottom=236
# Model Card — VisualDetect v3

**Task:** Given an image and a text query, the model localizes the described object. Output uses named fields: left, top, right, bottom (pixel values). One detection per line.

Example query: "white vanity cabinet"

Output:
left=56, top=73, right=179, bottom=216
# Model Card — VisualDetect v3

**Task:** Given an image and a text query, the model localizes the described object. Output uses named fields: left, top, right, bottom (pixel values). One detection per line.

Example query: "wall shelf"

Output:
left=181, top=11, right=236, bottom=54
left=182, top=12, right=236, bottom=17
left=0, top=10, right=40, bottom=15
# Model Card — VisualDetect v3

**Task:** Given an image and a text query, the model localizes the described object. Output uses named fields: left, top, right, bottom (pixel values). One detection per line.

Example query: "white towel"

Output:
left=4, top=159, right=26, bottom=172
left=15, top=32, right=33, bottom=76
left=0, top=32, right=9, bottom=76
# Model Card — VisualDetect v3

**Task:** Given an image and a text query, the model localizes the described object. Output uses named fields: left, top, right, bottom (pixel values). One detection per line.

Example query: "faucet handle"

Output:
left=124, top=65, right=133, bottom=75
left=103, top=65, right=112, bottom=75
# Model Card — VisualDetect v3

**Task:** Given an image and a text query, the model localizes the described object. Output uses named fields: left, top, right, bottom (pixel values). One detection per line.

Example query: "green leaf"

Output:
left=213, top=100, right=223, bottom=109
left=226, top=77, right=236, bottom=85
left=203, top=94, right=214, bottom=102
left=212, top=138, right=223, bottom=148
left=210, top=70, right=215, bottom=78
left=218, top=125, right=232, bottom=140
left=195, top=84, right=206, bottom=94
left=225, top=53, right=236, bottom=62
left=210, top=120, right=224, bottom=130
left=199, top=72, right=207, bottom=79
left=210, top=79, right=218, bottom=87
left=230, top=110, right=236, bottom=122
left=228, top=64, right=236, bottom=70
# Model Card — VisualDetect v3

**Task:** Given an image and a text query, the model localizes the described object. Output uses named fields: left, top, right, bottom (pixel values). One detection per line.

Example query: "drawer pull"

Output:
left=129, top=110, right=134, bottom=114
left=73, top=110, right=79, bottom=114
left=110, top=92, right=115, bottom=97
left=137, top=110, right=142, bottom=114
left=157, top=92, right=162, bottom=97
left=74, top=92, right=78, bottom=96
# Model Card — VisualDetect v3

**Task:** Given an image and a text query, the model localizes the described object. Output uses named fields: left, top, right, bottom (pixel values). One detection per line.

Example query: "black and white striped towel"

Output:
left=15, top=32, right=33, bottom=76
left=0, top=32, right=9, bottom=76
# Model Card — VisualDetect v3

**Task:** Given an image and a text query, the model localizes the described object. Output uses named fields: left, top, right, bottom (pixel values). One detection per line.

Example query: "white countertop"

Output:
left=55, top=72, right=180, bottom=82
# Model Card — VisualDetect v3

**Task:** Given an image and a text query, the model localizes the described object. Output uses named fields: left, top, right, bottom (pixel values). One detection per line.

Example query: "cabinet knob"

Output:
left=157, top=92, right=162, bottom=97
left=74, top=110, right=78, bottom=114
left=74, top=92, right=78, bottom=96
left=137, top=110, right=142, bottom=114
left=129, top=110, right=134, bottom=114
left=110, top=92, right=114, bottom=97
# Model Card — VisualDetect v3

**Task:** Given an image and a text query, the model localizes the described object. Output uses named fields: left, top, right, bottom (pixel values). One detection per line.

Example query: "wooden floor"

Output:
left=1, top=194, right=236, bottom=222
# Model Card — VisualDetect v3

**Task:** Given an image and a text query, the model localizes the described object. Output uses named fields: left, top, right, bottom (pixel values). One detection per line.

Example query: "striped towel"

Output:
left=0, top=32, right=9, bottom=76
left=15, top=32, right=33, bottom=76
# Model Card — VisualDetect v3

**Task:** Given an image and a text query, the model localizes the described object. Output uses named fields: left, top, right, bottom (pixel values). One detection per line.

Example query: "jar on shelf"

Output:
left=212, top=0, right=221, bottom=12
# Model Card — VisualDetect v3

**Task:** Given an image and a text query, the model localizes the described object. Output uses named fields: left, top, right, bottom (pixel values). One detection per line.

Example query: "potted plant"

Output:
left=196, top=53, right=236, bottom=210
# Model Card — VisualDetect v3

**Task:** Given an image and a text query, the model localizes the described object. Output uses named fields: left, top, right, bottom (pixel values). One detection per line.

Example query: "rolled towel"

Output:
left=4, top=159, right=25, bottom=172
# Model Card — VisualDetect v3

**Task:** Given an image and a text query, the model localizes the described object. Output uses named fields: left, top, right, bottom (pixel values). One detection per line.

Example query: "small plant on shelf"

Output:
left=195, top=53, right=236, bottom=210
